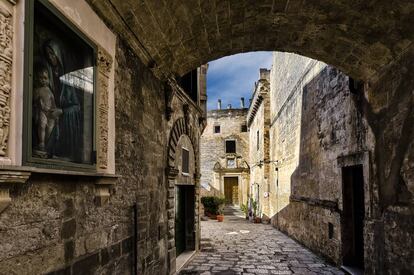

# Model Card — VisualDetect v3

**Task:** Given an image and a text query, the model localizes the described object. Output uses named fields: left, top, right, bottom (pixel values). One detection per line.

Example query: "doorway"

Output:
left=224, top=177, right=239, bottom=205
left=175, top=185, right=195, bottom=256
left=341, top=165, right=365, bottom=271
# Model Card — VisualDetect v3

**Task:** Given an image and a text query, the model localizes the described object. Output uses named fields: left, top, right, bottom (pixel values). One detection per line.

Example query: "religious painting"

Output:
left=25, top=0, right=96, bottom=168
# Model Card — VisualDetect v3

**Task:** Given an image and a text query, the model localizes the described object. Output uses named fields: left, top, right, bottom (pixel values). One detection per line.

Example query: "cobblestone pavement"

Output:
left=179, top=208, right=345, bottom=275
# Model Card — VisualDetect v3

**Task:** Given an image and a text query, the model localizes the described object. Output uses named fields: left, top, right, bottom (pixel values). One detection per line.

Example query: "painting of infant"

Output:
left=33, top=67, right=63, bottom=153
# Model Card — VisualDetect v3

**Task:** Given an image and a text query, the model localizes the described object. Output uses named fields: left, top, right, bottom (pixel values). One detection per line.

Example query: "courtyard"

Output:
left=179, top=207, right=345, bottom=275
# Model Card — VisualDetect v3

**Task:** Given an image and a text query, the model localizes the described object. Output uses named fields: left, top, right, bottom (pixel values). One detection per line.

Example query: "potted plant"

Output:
left=216, top=197, right=225, bottom=222
left=201, top=196, right=225, bottom=220
left=251, top=200, right=262, bottom=223
left=240, top=203, right=248, bottom=220
left=216, top=207, right=224, bottom=222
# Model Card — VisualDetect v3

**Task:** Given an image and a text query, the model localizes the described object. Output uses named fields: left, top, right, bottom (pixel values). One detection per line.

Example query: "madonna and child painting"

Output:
left=30, top=1, right=95, bottom=165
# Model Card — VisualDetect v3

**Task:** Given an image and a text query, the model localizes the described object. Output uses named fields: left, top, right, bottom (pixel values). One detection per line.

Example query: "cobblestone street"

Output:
left=179, top=207, right=345, bottom=275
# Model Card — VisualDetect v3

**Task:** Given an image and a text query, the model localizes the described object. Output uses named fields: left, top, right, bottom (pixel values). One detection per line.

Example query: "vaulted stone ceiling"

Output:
left=86, top=0, right=413, bottom=80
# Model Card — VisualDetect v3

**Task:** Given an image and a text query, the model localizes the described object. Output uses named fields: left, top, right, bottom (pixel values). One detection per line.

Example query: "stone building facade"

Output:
left=0, top=0, right=413, bottom=274
left=199, top=103, right=250, bottom=206
left=267, top=52, right=366, bottom=265
left=244, top=52, right=371, bottom=269
left=0, top=0, right=206, bottom=274
left=246, top=69, right=272, bottom=220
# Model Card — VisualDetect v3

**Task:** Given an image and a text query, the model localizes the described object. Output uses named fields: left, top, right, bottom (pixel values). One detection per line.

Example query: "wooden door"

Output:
left=224, top=177, right=239, bottom=205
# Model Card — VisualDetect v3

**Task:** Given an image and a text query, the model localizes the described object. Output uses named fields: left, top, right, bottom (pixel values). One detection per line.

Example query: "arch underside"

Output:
left=88, top=0, right=413, bottom=79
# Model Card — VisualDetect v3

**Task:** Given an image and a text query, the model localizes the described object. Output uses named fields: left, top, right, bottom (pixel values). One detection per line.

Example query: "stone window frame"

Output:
left=0, top=0, right=117, bottom=213
left=181, top=147, right=190, bottom=175
left=22, top=0, right=100, bottom=171
left=214, top=125, right=220, bottom=134
left=225, top=139, right=236, bottom=154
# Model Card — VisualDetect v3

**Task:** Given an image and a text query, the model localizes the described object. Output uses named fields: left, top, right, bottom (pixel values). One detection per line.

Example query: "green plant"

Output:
left=240, top=203, right=248, bottom=215
left=201, top=196, right=225, bottom=215
left=251, top=200, right=258, bottom=217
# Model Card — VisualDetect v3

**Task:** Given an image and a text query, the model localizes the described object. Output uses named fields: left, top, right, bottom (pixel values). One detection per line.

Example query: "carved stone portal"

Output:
left=0, top=2, right=13, bottom=157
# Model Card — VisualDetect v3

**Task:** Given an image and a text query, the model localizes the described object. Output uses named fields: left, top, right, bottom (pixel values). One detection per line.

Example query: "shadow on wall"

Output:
left=267, top=66, right=364, bottom=266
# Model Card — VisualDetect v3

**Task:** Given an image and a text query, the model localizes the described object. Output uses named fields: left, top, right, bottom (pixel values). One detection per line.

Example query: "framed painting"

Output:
left=24, top=0, right=97, bottom=170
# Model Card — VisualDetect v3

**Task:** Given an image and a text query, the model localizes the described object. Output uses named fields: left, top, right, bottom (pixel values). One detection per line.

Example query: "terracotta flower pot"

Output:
left=217, top=214, right=224, bottom=222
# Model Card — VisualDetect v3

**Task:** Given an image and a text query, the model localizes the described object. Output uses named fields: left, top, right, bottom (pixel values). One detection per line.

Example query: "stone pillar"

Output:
left=166, top=166, right=178, bottom=275
left=0, top=0, right=15, bottom=162
left=217, top=99, right=221, bottom=110
left=240, top=97, right=245, bottom=108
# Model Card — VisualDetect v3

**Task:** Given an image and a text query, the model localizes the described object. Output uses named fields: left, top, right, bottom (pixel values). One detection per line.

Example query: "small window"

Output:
left=225, top=140, right=236, bottom=154
left=257, top=131, right=260, bottom=151
left=182, top=148, right=189, bottom=174
left=214, top=125, right=220, bottom=133
left=241, top=124, right=247, bottom=132
left=328, top=223, right=334, bottom=239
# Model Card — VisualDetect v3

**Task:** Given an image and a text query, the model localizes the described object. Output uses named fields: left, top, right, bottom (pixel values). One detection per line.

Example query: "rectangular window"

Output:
left=257, top=130, right=260, bottom=151
left=241, top=124, right=247, bottom=132
left=225, top=140, right=236, bottom=154
left=214, top=125, right=220, bottom=133
left=182, top=148, right=189, bottom=174
left=24, top=0, right=96, bottom=170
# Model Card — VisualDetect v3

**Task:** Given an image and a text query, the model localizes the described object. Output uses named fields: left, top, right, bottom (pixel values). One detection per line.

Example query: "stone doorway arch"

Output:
left=166, top=117, right=200, bottom=274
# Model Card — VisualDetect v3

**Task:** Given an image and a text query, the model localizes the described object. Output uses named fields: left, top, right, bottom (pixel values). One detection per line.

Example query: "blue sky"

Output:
left=206, top=52, right=273, bottom=110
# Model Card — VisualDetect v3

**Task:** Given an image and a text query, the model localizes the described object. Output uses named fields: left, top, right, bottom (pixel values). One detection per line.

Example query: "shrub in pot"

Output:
left=240, top=203, right=248, bottom=219
left=201, top=196, right=225, bottom=220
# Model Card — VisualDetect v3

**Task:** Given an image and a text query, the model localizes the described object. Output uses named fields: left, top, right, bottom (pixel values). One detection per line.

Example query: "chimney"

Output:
left=240, top=97, right=245, bottom=108
left=227, top=104, right=232, bottom=109
left=249, top=98, right=252, bottom=106
left=217, top=99, right=222, bottom=110
left=260, top=68, right=270, bottom=81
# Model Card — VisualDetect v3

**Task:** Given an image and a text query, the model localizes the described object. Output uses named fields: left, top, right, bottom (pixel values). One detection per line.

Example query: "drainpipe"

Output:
left=133, top=203, right=138, bottom=274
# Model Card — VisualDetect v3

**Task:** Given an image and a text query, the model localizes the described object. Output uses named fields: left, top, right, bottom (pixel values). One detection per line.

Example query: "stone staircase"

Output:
left=222, top=205, right=245, bottom=218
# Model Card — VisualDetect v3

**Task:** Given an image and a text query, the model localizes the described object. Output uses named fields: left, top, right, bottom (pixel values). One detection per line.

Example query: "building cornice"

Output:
left=247, top=79, right=270, bottom=127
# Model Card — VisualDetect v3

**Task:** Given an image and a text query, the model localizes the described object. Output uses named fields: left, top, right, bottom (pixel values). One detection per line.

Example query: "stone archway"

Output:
left=86, top=0, right=411, bottom=80
left=86, top=2, right=414, bottom=273
left=166, top=117, right=200, bottom=274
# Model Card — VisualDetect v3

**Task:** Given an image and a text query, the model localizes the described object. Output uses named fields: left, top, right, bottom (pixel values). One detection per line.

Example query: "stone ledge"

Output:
left=0, top=166, right=120, bottom=212
left=290, top=195, right=339, bottom=212
left=0, top=165, right=119, bottom=178
left=0, top=170, right=31, bottom=213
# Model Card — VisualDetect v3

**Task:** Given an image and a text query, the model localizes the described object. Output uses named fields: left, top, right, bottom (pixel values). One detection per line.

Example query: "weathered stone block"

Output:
left=61, top=218, right=77, bottom=240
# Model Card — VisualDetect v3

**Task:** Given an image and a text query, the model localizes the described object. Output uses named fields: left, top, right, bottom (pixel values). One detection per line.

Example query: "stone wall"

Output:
left=199, top=108, right=249, bottom=203
left=268, top=53, right=366, bottom=264
left=0, top=12, right=204, bottom=275
left=247, top=70, right=271, bottom=219
left=268, top=53, right=326, bottom=217
left=362, top=45, right=414, bottom=274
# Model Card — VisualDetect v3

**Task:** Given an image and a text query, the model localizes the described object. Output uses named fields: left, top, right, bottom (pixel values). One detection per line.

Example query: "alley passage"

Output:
left=179, top=207, right=345, bottom=275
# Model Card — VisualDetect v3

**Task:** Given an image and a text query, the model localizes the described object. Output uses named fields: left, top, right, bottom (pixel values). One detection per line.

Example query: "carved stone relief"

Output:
left=0, top=3, right=13, bottom=157
left=96, top=48, right=112, bottom=170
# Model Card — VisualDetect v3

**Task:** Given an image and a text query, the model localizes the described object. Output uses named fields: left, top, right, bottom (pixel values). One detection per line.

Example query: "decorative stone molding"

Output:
left=164, top=82, right=175, bottom=121
left=96, top=48, right=112, bottom=170
left=94, top=176, right=117, bottom=206
left=0, top=2, right=14, bottom=158
left=0, top=170, right=31, bottom=213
